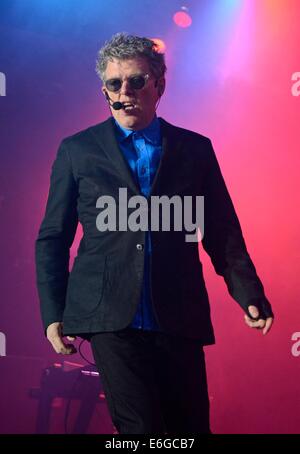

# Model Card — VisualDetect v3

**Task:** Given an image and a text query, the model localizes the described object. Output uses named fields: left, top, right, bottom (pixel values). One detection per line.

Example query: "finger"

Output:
left=244, top=315, right=266, bottom=329
left=66, top=336, right=76, bottom=341
left=50, top=336, right=66, bottom=354
left=50, top=336, right=76, bottom=355
left=62, top=343, right=77, bottom=354
left=56, top=343, right=77, bottom=355
left=248, top=305, right=259, bottom=319
left=263, top=317, right=273, bottom=335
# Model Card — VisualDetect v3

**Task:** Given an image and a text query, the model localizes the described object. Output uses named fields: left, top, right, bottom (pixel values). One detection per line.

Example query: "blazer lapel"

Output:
left=91, top=117, right=140, bottom=195
left=150, top=118, right=192, bottom=198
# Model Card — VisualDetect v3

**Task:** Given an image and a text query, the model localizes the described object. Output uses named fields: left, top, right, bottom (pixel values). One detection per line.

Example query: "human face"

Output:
left=102, top=57, right=165, bottom=130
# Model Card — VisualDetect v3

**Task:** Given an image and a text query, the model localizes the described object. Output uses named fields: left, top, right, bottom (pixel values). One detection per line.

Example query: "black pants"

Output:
left=90, top=327, right=210, bottom=434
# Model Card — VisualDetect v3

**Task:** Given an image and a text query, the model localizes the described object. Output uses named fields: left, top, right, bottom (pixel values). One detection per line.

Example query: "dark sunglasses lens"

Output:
left=105, top=79, right=122, bottom=92
left=129, top=76, right=146, bottom=89
left=105, top=76, right=146, bottom=92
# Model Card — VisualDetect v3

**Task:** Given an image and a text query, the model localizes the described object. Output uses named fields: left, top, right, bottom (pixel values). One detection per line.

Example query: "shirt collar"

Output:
left=114, top=115, right=161, bottom=145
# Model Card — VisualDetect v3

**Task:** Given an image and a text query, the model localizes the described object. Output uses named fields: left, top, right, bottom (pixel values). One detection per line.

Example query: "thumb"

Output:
left=248, top=305, right=260, bottom=319
left=66, top=336, right=76, bottom=341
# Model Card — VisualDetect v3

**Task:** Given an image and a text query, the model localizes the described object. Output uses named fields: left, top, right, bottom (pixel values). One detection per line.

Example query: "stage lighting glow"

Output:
left=151, top=38, right=166, bottom=53
left=173, top=11, right=192, bottom=28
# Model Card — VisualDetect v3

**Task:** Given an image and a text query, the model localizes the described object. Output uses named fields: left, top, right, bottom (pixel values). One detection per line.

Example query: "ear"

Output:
left=157, top=77, right=166, bottom=97
left=101, top=86, right=108, bottom=98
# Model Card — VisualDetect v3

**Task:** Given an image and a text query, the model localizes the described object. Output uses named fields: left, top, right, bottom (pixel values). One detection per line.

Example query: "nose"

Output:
left=119, top=79, right=134, bottom=96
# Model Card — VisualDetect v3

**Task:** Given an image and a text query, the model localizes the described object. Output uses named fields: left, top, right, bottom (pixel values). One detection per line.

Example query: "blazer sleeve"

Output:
left=201, top=139, right=273, bottom=319
left=35, top=140, right=79, bottom=331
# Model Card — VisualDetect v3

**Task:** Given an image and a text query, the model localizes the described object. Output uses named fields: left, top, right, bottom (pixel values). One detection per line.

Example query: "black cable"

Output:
left=78, top=339, right=96, bottom=366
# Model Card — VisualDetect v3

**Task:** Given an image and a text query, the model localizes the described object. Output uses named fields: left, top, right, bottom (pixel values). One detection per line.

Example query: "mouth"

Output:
left=123, top=102, right=137, bottom=111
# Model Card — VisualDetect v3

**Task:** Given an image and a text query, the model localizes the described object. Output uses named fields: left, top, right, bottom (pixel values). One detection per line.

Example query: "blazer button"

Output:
left=136, top=243, right=144, bottom=251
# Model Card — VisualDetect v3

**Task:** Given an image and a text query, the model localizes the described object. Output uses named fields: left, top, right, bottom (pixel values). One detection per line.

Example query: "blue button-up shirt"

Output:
left=114, top=116, right=162, bottom=331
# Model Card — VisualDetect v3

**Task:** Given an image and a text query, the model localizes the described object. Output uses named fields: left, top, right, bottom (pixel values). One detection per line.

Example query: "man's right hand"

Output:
left=46, top=322, right=77, bottom=355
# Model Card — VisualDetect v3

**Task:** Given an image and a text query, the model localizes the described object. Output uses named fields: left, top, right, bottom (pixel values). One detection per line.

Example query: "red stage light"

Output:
left=173, top=11, right=192, bottom=28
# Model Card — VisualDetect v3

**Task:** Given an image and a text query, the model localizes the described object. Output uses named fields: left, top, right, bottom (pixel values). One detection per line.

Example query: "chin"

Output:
left=119, top=116, right=142, bottom=130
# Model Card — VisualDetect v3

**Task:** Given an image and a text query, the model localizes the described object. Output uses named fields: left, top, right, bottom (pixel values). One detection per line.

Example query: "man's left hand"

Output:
left=244, top=305, right=273, bottom=335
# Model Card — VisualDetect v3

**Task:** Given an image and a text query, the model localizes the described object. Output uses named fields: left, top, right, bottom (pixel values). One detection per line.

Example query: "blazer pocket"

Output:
left=64, top=255, right=107, bottom=318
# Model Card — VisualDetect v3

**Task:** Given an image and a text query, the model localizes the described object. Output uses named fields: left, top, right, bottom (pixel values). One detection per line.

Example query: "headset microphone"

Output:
left=112, top=101, right=124, bottom=110
left=104, top=91, right=125, bottom=111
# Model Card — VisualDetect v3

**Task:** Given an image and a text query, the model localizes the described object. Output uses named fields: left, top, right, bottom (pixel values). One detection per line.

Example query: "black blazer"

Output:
left=35, top=117, right=273, bottom=345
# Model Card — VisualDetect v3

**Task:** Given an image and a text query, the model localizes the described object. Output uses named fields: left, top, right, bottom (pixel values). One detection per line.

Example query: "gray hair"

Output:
left=95, top=32, right=167, bottom=81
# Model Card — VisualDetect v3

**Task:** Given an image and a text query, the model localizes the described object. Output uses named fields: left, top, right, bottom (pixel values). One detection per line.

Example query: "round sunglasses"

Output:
left=104, top=73, right=151, bottom=93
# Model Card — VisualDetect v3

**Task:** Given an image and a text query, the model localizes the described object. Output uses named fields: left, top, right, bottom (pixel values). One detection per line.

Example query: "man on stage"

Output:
left=35, top=33, right=273, bottom=434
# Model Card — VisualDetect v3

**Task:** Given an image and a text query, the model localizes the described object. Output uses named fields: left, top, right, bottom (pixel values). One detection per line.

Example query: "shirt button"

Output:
left=141, top=167, right=146, bottom=175
left=136, top=243, right=144, bottom=251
